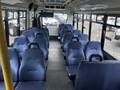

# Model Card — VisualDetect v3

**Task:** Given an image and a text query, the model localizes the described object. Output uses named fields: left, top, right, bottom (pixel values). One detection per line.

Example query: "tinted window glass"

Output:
left=97, top=15, right=104, bottom=23
left=92, top=15, right=96, bottom=21
left=104, top=27, right=120, bottom=59
left=116, top=17, right=120, bottom=26
left=107, top=16, right=116, bottom=25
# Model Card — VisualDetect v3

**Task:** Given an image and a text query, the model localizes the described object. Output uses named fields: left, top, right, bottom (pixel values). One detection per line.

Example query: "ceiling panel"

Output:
left=1, top=0, right=23, bottom=5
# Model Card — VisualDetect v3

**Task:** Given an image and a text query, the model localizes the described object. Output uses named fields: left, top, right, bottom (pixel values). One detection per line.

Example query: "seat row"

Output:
left=58, top=24, right=103, bottom=78
left=0, top=26, right=49, bottom=90
left=58, top=24, right=120, bottom=90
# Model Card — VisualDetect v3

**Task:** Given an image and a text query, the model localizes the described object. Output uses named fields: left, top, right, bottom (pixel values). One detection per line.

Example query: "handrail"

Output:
left=0, top=1, right=14, bottom=90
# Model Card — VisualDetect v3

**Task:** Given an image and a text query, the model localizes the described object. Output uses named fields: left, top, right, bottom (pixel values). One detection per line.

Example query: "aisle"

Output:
left=46, top=40, right=74, bottom=90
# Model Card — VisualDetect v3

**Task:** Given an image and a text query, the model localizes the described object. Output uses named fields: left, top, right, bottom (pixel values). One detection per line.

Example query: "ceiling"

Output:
left=1, top=0, right=120, bottom=14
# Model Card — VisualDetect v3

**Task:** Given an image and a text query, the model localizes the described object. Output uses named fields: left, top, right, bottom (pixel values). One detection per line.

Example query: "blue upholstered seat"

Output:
left=19, top=48, right=46, bottom=81
left=75, top=60, right=120, bottom=90
left=0, top=48, right=19, bottom=90
left=13, top=36, right=29, bottom=59
left=15, top=81, right=45, bottom=90
left=85, top=41, right=103, bottom=61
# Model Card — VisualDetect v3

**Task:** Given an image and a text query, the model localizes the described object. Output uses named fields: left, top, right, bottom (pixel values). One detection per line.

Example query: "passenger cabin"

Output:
left=0, top=0, right=120, bottom=90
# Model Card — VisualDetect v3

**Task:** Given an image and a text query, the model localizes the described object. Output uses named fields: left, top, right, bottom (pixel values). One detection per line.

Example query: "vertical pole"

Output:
left=101, top=15, right=108, bottom=50
left=41, top=16, right=43, bottom=28
left=73, top=13, right=75, bottom=26
left=0, top=2, right=14, bottom=90
left=4, top=9, right=9, bottom=46
left=25, top=10, right=27, bottom=30
left=27, top=10, right=30, bottom=28
left=17, top=10, right=20, bottom=36
left=77, top=14, right=79, bottom=30
left=37, top=15, right=40, bottom=28
left=88, top=14, right=92, bottom=41
left=115, top=16, right=117, bottom=26
left=82, top=14, right=84, bottom=33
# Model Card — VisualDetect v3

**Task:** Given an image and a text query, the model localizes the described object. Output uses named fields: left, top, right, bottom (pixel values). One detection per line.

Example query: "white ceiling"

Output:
left=1, top=0, right=120, bottom=13
left=1, top=0, right=23, bottom=5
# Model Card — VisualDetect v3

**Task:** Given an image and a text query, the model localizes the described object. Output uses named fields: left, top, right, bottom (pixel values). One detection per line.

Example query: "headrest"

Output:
left=35, top=32, right=43, bottom=37
left=13, top=36, right=28, bottom=45
left=85, top=41, right=103, bottom=62
left=28, top=43, right=40, bottom=49
left=73, top=30, right=81, bottom=36
left=71, top=37, right=79, bottom=42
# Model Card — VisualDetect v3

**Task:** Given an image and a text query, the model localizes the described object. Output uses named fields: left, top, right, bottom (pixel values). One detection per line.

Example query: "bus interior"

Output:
left=0, top=0, right=120, bottom=90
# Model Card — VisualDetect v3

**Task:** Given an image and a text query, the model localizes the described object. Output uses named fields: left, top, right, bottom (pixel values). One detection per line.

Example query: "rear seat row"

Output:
left=0, top=26, right=49, bottom=90
left=58, top=24, right=103, bottom=78
left=58, top=24, right=120, bottom=90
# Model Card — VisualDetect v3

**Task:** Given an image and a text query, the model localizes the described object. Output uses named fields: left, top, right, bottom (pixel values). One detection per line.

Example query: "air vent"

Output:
left=56, top=6, right=60, bottom=8
left=45, top=6, right=49, bottom=8
left=45, top=5, right=65, bottom=10
left=50, top=6, right=54, bottom=8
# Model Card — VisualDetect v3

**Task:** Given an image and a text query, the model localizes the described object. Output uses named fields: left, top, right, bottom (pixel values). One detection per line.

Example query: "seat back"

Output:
left=79, top=34, right=89, bottom=50
left=63, top=31, right=73, bottom=45
left=0, top=48, right=19, bottom=82
left=85, top=41, right=103, bottom=61
left=73, top=30, right=81, bottom=37
left=22, top=27, right=40, bottom=42
left=63, top=33, right=74, bottom=51
left=42, top=27, right=49, bottom=38
left=66, top=39, right=85, bottom=65
left=19, top=48, right=46, bottom=81
left=33, top=35, right=48, bottom=59
left=60, top=24, right=73, bottom=42
left=13, top=36, right=29, bottom=59
left=58, top=24, right=65, bottom=37
left=75, top=60, right=120, bottom=90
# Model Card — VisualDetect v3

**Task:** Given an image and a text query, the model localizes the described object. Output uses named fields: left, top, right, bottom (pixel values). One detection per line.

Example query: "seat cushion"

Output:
left=0, top=82, right=5, bottom=90
left=15, top=81, right=45, bottom=90
left=0, top=48, right=19, bottom=82
left=0, top=82, right=17, bottom=90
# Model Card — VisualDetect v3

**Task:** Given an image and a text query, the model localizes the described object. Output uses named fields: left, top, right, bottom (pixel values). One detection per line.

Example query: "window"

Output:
left=74, top=14, right=78, bottom=29
left=84, top=14, right=87, bottom=20
left=23, top=12, right=26, bottom=17
left=78, top=14, right=82, bottom=20
left=20, top=12, right=23, bottom=17
left=8, top=11, right=17, bottom=45
left=43, top=13, right=67, bottom=36
left=86, top=14, right=90, bottom=20
left=107, top=16, right=116, bottom=25
left=97, top=15, right=104, bottom=23
left=8, top=18, right=17, bottom=45
left=20, top=18, right=26, bottom=30
left=116, top=17, right=120, bottom=26
left=92, top=15, right=96, bottom=21
left=91, top=22, right=102, bottom=42
left=14, top=12, right=18, bottom=19
left=104, top=27, right=120, bottom=59
left=20, top=11, right=26, bottom=31
left=43, top=17, right=59, bottom=26
left=8, top=12, right=14, bottom=19
left=78, top=14, right=82, bottom=31
left=84, top=21, right=89, bottom=35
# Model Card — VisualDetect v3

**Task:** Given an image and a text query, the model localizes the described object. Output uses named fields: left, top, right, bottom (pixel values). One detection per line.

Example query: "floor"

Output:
left=46, top=40, right=74, bottom=90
